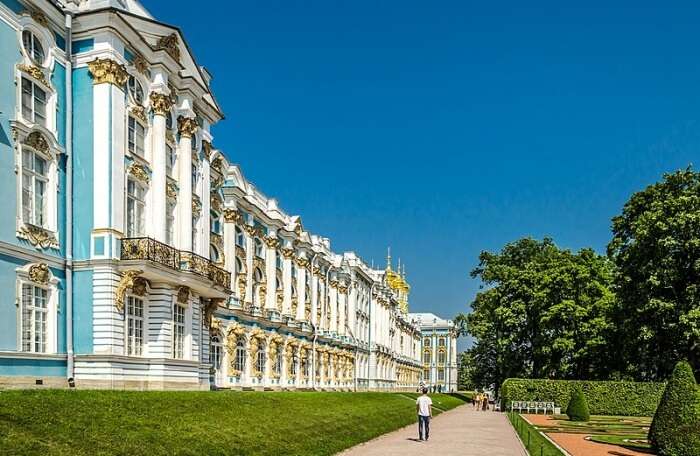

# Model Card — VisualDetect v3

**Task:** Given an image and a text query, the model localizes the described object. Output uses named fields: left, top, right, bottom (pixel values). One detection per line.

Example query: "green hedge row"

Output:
left=501, top=378, right=665, bottom=416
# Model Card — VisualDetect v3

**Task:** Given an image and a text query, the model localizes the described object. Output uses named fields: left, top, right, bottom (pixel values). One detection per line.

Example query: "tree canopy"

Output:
left=608, top=168, right=700, bottom=380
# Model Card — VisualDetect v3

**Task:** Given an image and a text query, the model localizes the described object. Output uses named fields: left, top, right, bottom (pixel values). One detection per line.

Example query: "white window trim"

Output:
left=124, top=293, right=149, bottom=357
left=15, top=263, right=59, bottom=354
left=14, top=68, right=57, bottom=137
left=125, top=177, right=147, bottom=238
left=171, top=294, right=192, bottom=360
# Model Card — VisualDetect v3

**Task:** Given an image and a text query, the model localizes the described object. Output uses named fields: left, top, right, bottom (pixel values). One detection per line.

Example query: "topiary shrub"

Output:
left=566, top=387, right=590, bottom=421
left=649, top=361, right=700, bottom=456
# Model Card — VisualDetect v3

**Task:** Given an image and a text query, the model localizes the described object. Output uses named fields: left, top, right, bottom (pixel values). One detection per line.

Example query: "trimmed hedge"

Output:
left=565, top=387, right=590, bottom=421
left=649, top=361, right=700, bottom=456
left=501, top=378, right=665, bottom=416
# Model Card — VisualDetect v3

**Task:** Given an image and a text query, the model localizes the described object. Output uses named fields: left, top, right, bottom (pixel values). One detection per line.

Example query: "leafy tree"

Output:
left=464, top=238, right=615, bottom=391
left=457, top=350, right=476, bottom=391
left=566, top=387, right=590, bottom=422
left=649, top=361, right=700, bottom=456
left=608, top=168, right=700, bottom=380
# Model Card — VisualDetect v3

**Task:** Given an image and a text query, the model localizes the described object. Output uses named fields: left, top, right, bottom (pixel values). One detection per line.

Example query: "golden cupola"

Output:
left=385, top=248, right=411, bottom=314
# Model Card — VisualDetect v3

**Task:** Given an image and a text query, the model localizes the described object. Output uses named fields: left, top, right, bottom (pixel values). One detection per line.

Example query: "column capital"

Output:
left=177, top=115, right=198, bottom=138
left=88, top=58, right=129, bottom=86
left=150, top=92, right=174, bottom=116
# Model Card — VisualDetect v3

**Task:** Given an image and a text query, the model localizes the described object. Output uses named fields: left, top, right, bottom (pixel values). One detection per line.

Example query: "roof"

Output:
left=408, top=312, right=454, bottom=328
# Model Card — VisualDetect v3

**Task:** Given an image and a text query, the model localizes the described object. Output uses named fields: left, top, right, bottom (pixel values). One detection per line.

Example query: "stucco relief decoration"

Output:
left=27, top=9, right=49, bottom=27
left=132, top=53, right=148, bottom=74
left=295, top=257, right=309, bottom=270
left=211, top=157, right=223, bottom=174
left=253, top=256, right=265, bottom=271
left=28, top=263, right=50, bottom=285
left=192, top=197, right=202, bottom=218
left=149, top=92, right=173, bottom=116
left=88, top=58, right=128, bottom=86
left=338, top=285, right=349, bottom=294
left=157, top=33, right=181, bottom=61
left=225, top=323, right=247, bottom=377
left=248, top=328, right=265, bottom=377
left=18, top=224, right=58, bottom=249
left=285, top=340, right=297, bottom=376
left=268, top=334, right=284, bottom=378
left=202, top=140, right=212, bottom=161
left=115, top=270, right=143, bottom=313
left=281, top=248, right=295, bottom=260
left=177, top=116, right=198, bottom=138
left=22, top=131, right=49, bottom=154
left=223, top=209, right=243, bottom=224
left=177, top=286, right=190, bottom=305
left=130, top=105, right=148, bottom=123
left=166, top=180, right=178, bottom=200
left=258, top=282, right=267, bottom=306
left=276, top=289, right=283, bottom=311
left=129, top=163, right=150, bottom=184
left=237, top=273, right=247, bottom=303
left=210, top=194, right=222, bottom=213
left=18, top=64, right=48, bottom=86
left=204, top=299, right=224, bottom=328
left=263, top=236, right=280, bottom=249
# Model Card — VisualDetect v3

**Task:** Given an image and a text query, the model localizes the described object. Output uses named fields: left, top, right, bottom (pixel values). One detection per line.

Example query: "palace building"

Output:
left=409, top=313, right=459, bottom=392
left=0, top=0, right=453, bottom=391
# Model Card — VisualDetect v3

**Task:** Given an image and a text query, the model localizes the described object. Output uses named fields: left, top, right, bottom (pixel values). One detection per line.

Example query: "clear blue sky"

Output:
left=149, top=1, right=697, bottom=350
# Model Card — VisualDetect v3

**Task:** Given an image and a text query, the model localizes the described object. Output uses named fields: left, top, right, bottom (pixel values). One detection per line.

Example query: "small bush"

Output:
left=500, top=378, right=665, bottom=416
left=566, top=387, right=590, bottom=421
left=649, top=361, right=700, bottom=456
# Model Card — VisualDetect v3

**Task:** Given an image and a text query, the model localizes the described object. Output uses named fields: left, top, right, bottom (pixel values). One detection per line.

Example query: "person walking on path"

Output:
left=416, top=387, right=433, bottom=441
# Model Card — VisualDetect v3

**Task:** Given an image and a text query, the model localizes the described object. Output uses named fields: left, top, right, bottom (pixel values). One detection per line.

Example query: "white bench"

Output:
left=510, top=401, right=555, bottom=414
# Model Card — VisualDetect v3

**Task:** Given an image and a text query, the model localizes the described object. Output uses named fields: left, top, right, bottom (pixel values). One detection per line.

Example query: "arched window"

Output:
left=210, top=334, right=223, bottom=369
left=235, top=257, right=243, bottom=273
left=423, top=349, right=431, bottom=364
left=254, top=238, right=264, bottom=258
left=126, top=179, right=146, bottom=237
left=235, top=339, right=246, bottom=372
left=253, top=268, right=263, bottom=284
left=438, top=350, right=446, bottom=364
left=127, top=76, right=144, bottom=104
left=22, top=30, right=45, bottom=65
left=274, top=347, right=283, bottom=375
left=210, top=211, right=221, bottom=234
left=290, top=352, right=298, bottom=375
left=21, top=148, right=49, bottom=228
left=235, top=226, right=245, bottom=247
left=210, top=245, right=220, bottom=263
left=256, top=343, right=266, bottom=374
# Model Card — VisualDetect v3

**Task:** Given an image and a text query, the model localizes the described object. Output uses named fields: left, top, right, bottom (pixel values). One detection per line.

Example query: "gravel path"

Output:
left=338, top=405, right=527, bottom=456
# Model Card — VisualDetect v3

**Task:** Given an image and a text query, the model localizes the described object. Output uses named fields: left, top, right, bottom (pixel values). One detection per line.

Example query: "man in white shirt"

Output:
left=416, top=387, right=433, bottom=441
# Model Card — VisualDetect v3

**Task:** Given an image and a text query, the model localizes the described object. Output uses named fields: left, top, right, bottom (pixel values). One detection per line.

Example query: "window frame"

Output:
left=235, top=339, right=246, bottom=373
left=125, top=295, right=146, bottom=356
left=126, top=178, right=147, bottom=238
left=172, top=301, right=186, bottom=359
left=127, top=115, right=146, bottom=157
left=20, top=146, right=50, bottom=229
left=21, top=29, right=46, bottom=66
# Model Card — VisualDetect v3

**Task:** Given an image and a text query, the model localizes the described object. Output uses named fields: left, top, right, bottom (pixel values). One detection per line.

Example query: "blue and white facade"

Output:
left=0, top=0, right=422, bottom=390
left=410, top=313, right=458, bottom=392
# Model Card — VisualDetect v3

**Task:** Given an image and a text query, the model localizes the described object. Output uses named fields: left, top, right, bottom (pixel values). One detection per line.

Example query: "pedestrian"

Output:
left=482, top=393, right=488, bottom=411
left=416, top=387, right=433, bottom=441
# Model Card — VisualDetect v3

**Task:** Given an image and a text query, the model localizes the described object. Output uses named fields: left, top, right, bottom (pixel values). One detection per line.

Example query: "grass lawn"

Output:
left=0, top=390, right=468, bottom=456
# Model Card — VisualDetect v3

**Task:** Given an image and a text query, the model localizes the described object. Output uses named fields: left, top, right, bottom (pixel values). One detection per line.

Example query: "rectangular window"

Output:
left=191, top=217, right=198, bottom=252
left=191, top=165, right=198, bottom=190
left=438, top=368, right=445, bottom=381
left=126, top=296, right=144, bottom=356
left=126, top=179, right=145, bottom=237
left=423, top=368, right=430, bottom=380
left=173, top=303, right=185, bottom=359
left=127, top=116, right=145, bottom=156
left=21, top=150, right=48, bottom=227
left=21, top=284, right=48, bottom=353
left=21, top=77, right=47, bottom=127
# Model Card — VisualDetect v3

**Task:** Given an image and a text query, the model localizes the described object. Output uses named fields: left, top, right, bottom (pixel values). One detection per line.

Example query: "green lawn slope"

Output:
left=0, top=390, right=467, bottom=456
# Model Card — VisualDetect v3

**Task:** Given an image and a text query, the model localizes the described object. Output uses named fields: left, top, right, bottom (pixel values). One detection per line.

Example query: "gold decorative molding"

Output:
left=18, top=64, right=48, bottom=86
left=115, top=270, right=143, bottom=313
left=338, top=285, right=348, bottom=294
left=211, top=157, right=223, bottom=174
left=192, top=196, right=202, bottom=218
left=281, top=248, right=295, bottom=260
left=295, top=257, right=309, bottom=269
left=202, top=140, right=212, bottom=161
left=157, top=33, right=180, bottom=61
left=131, top=53, right=147, bottom=74
left=258, top=282, right=267, bottom=306
left=166, top=180, right=178, bottom=200
left=223, top=208, right=243, bottom=224
left=130, top=105, right=147, bottom=123
left=329, top=280, right=339, bottom=289
left=203, top=298, right=224, bottom=328
left=128, top=163, right=150, bottom=184
left=177, top=115, right=198, bottom=138
left=276, top=290, right=283, bottom=311
left=23, top=131, right=49, bottom=154
left=87, top=58, right=128, bottom=86
left=29, top=9, right=49, bottom=27
left=263, top=236, right=280, bottom=249
left=210, top=194, right=223, bottom=213
left=28, top=263, right=49, bottom=285
left=237, top=273, right=247, bottom=301
left=18, top=224, right=58, bottom=249
left=149, top=92, right=173, bottom=116
left=244, top=224, right=258, bottom=237
left=165, top=130, right=176, bottom=144
left=177, top=286, right=190, bottom=305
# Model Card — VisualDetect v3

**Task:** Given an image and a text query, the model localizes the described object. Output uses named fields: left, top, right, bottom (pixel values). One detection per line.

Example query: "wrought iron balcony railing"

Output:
left=121, top=237, right=231, bottom=290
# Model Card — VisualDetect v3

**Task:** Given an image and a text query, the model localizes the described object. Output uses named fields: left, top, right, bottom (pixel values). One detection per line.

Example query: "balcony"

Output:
left=121, top=237, right=231, bottom=291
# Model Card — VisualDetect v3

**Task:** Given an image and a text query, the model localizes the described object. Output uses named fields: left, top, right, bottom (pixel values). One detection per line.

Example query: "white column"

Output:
left=329, top=284, right=338, bottom=333
left=295, top=262, right=307, bottom=321
left=265, top=239, right=278, bottom=311
left=177, top=115, right=197, bottom=251
left=245, top=225, right=255, bottom=305
left=200, top=147, right=211, bottom=257
left=338, top=287, right=347, bottom=336
left=282, top=250, right=292, bottom=315
left=149, top=92, right=172, bottom=242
